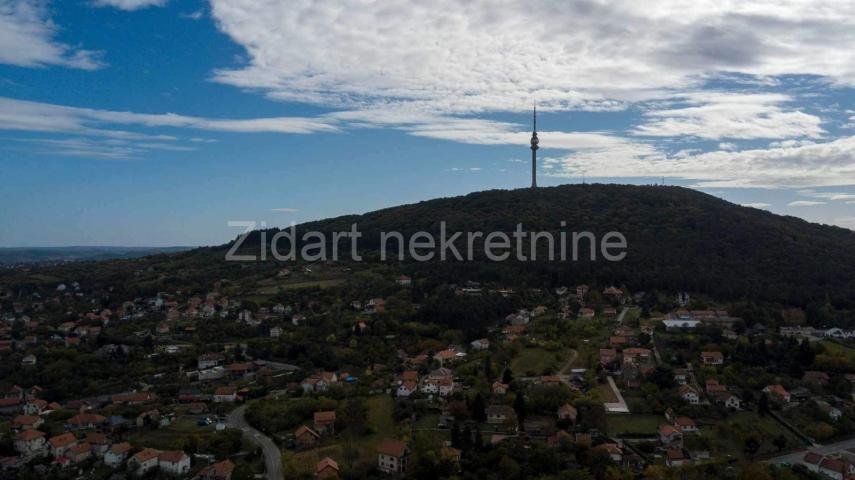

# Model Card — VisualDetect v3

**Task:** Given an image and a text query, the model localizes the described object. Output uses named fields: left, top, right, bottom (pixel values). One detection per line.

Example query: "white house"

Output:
left=14, top=430, right=46, bottom=457
left=158, top=450, right=191, bottom=476
left=129, top=448, right=160, bottom=475
left=679, top=385, right=700, bottom=404
left=397, top=380, right=417, bottom=398
left=470, top=338, right=490, bottom=350
left=104, top=442, right=131, bottom=468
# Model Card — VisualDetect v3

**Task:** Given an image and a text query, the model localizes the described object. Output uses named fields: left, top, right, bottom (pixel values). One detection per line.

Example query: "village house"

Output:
left=23, top=398, right=48, bottom=415
left=198, top=353, right=225, bottom=370
left=48, top=432, right=77, bottom=458
left=665, top=448, right=688, bottom=467
left=105, top=442, right=132, bottom=468
left=557, top=403, right=578, bottom=425
left=763, top=384, right=791, bottom=403
left=674, top=416, right=698, bottom=433
left=377, top=439, right=409, bottom=474
left=679, top=385, right=700, bottom=404
left=700, top=351, right=724, bottom=366
left=197, top=459, right=235, bottom=480
left=396, top=275, right=412, bottom=286
left=804, top=371, right=830, bottom=385
left=12, top=414, right=43, bottom=431
left=492, top=381, right=509, bottom=395
left=65, top=412, right=107, bottom=431
left=158, top=450, right=191, bottom=476
left=470, top=338, right=490, bottom=350
left=673, top=368, right=690, bottom=385
left=314, top=411, right=336, bottom=435
left=819, top=457, right=855, bottom=480
left=295, top=425, right=321, bottom=449
left=599, top=348, right=618, bottom=368
left=712, top=391, right=742, bottom=409
left=67, top=442, right=92, bottom=464
left=86, top=432, right=110, bottom=456
left=14, top=429, right=46, bottom=457
left=213, top=386, right=237, bottom=403
left=316, top=457, right=340, bottom=479
left=658, top=424, right=683, bottom=448
left=129, top=448, right=160, bottom=475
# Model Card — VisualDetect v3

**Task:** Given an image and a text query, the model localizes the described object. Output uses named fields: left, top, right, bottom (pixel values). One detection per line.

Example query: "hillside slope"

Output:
left=236, top=184, right=855, bottom=306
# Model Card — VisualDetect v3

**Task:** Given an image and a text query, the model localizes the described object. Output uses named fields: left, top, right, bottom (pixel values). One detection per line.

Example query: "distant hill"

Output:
left=0, top=246, right=193, bottom=265
left=232, top=184, right=855, bottom=307
left=4, top=185, right=855, bottom=309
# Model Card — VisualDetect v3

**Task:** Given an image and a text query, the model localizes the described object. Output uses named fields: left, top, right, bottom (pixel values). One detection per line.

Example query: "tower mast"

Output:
left=530, top=103, right=539, bottom=188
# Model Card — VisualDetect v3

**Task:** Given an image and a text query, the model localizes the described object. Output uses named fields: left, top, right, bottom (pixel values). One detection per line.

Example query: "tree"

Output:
left=471, top=393, right=487, bottom=422
left=502, top=368, right=513, bottom=385
left=514, top=392, right=527, bottom=429
left=451, top=422, right=462, bottom=448
left=484, top=356, right=494, bottom=380
left=772, top=434, right=788, bottom=451
left=758, top=393, right=770, bottom=416
left=743, top=435, right=761, bottom=458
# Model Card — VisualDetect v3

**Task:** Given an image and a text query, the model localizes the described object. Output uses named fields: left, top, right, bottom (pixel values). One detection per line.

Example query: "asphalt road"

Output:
left=227, top=405, right=283, bottom=480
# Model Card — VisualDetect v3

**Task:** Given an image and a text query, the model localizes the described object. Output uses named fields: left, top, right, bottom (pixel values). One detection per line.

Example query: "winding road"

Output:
left=227, top=405, right=283, bottom=480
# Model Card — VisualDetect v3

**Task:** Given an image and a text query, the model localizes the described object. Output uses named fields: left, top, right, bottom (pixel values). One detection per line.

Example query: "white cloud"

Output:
left=634, top=92, right=824, bottom=140
left=270, top=208, right=299, bottom=213
left=0, top=97, right=339, bottom=138
left=208, top=0, right=855, bottom=117
left=92, top=0, right=168, bottom=10
left=181, top=9, right=204, bottom=20
left=0, top=0, right=102, bottom=69
left=787, top=200, right=826, bottom=207
left=797, top=190, right=855, bottom=201
left=545, top=134, right=855, bottom=188
left=741, top=203, right=771, bottom=209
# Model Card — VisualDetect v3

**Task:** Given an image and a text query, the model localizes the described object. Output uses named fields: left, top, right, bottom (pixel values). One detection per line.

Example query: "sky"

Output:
left=2, top=0, right=855, bottom=247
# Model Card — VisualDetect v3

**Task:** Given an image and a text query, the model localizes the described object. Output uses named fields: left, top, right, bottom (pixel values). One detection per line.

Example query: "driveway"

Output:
left=226, top=405, right=283, bottom=480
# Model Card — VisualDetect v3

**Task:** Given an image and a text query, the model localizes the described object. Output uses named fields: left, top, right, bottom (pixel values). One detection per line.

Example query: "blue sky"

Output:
left=2, top=0, right=855, bottom=246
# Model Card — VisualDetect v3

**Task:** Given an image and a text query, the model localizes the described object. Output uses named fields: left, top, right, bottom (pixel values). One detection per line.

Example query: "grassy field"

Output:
left=294, top=395, right=399, bottom=475
left=127, top=416, right=217, bottom=449
left=606, top=414, right=662, bottom=435
left=511, top=347, right=568, bottom=375
left=705, top=411, right=802, bottom=458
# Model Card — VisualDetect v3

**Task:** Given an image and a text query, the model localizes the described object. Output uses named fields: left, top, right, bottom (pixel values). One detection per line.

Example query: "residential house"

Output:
left=65, top=413, right=107, bottom=431
left=295, top=425, right=321, bottom=449
left=12, top=414, right=43, bottom=431
left=14, top=430, right=46, bottom=457
left=317, top=457, right=340, bottom=479
left=198, top=353, right=225, bottom=370
left=397, top=380, right=417, bottom=398
left=665, top=448, right=687, bottom=467
left=86, top=432, right=110, bottom=457
left=712, top=392, right=742, bottom=409
left=557, top=404, right=578, bottom=425
left=67, top=442, right=92, bottom=464
left=48, top=432, right=77, bottom=458
left=314, top=411, right=336, bottom=435
left=674, top=417, right=698, bottom=433
left=129, top=448, right=160, bottom=475
left=377, top=439, right=409, bottom=474
left=470, top=338, right=490, bottom=350
left=599, top=349, right=618, bottom=368
left=23, top=399, right=47, bottom=415
left=492, top=381, right=508, bottom=395
left=763, top=384, right=791, bottom=403
left=819, top=457, right=855, bottom=480
left=673, top=368, right=690, bottom=385
left=197, top=459, right=235, bottom=480
left=104, top=442, right=132, bottom=468
left=486, top=405, right=517, bottom=426
left=158, top=450, right=191, bottom=476
left=802, top=451, right=822, bottom=473
left=213, top=386, right=237, bottom=403
left=396, top=275, right=412, bottom=286
left=700, top=351, right=724, bottom=366
left=658, top=424, right=683, bottom=448
left=679, top=385, right=700, bottom=404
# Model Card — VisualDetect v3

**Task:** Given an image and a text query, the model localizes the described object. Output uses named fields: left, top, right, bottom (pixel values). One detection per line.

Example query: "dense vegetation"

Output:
left=231, top=184, right=855, bottom=308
